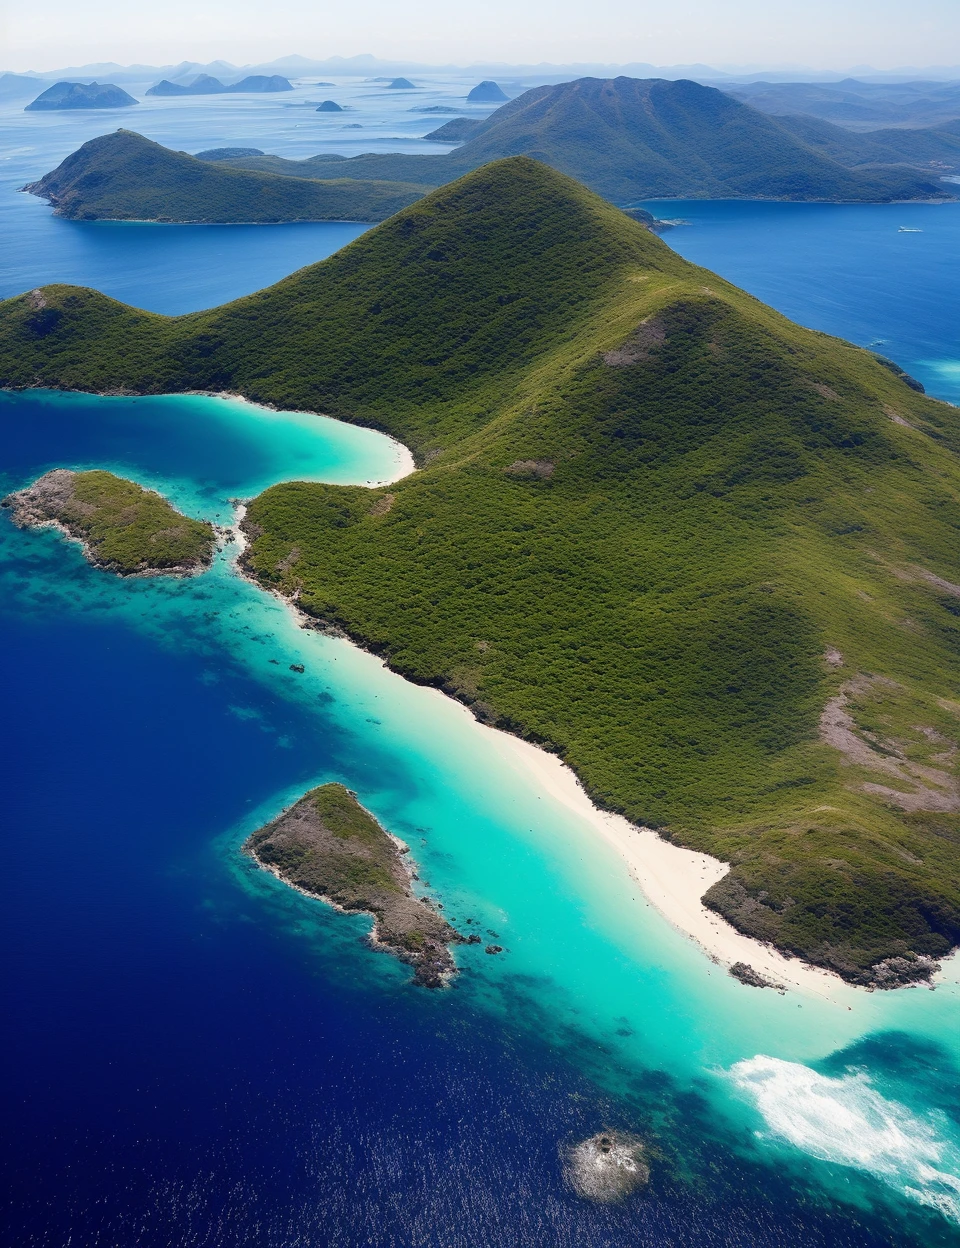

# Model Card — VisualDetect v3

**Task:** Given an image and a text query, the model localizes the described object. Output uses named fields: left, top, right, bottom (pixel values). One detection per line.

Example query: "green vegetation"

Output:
left=223, top=76, right=954, bottom=204
left=1, top=158, right=958, bottom=983
left=2, top=468, right=214, bottom=574
left=245, top=783, right=458, bottom=985
left=23, top=130, right=429, bottom=223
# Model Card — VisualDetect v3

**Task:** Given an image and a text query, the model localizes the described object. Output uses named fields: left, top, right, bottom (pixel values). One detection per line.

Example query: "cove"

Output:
left=1, top=388, right=959, bottom=1245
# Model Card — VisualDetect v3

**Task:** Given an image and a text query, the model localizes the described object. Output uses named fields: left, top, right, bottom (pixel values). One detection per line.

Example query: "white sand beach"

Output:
left=482, top=727, right=862, bottom=1004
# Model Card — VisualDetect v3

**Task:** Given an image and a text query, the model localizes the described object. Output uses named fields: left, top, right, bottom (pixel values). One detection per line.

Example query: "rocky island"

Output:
left=244, top=783, right=460, bottom=987
left=25, top=81, right=138, bottom=111
left=2, top=468, right=215, bottom=575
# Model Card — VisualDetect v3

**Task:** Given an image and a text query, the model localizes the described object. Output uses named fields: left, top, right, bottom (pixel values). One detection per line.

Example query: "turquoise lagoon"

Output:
left=1, top=388, right=958, bottom=1245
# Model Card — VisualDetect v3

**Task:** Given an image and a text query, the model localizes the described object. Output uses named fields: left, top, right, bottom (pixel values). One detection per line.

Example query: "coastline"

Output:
left=234, top=535, right=960, bottom=1004
left=479, top=728, right=861, bottom=1003
left=233, top=545, right=863, bottom=1002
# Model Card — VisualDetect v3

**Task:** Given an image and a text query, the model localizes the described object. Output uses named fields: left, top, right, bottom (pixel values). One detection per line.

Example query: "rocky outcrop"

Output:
left=244, top=783, right=461, bottom=987
left=566, top=1132, right=650, bottom=1201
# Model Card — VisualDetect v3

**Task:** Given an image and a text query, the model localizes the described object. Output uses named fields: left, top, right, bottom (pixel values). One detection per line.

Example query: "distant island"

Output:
left=25, top=81, right=138, bottom=111
left=2, top=467, right=215, bottom=575
left=146, top=73, right=292, bottom=96
left=316, top=100, right=343, bottom=112
left=22, top=130, right=430, bottom=223
left=217, top=77, right=958, bottom=204
left=1, top=158, right=957, bottom=988
left=245, top=783, right=462, bottom=986
left=466, top=81, right=508, bottom=102
left=387, top=78, right=416, bottom=89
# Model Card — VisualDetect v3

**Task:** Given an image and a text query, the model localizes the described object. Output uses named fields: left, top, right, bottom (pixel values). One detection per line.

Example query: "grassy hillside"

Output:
left=222, top=77, right=954, bottom=204
left=775, top=114, right=960, bottom=175
left=1, top=158, right=958, bottom=984
left=23, top=130, right=429, bottom=223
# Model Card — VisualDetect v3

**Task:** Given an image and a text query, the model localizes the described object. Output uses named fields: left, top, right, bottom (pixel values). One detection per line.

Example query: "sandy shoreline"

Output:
left=479, top=729, right=867, bottom=1003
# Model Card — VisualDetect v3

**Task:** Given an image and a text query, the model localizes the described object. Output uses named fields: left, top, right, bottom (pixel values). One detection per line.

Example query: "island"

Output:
left=21, top=130, right=430, bottom=223
left=1, top=158, right=957, bottom=988
left=316, top=100, right=343, bottom=112
left=244, top=783, right=460, bottom=986
left=25, top=81, right=138, bottom=111
left=145, top=74, right=292, bottom=96
left=386, top=78, right=416, bottom=89
left=466, top=81, right=508, bottom=102
left=213, top=75, right=956, bottom=204
left=2, top=468, right=215, bottom=575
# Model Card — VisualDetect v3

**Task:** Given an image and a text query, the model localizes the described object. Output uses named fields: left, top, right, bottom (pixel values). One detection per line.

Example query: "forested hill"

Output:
left=22, top=130, right=430, bottom=223
left=225, top=76, right=954, bottom=203
left=1, top=158, right=958, bottom=986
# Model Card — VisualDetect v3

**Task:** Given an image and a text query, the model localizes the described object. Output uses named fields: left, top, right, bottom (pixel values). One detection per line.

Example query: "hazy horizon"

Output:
left=2, top=0, right=957, bottom=77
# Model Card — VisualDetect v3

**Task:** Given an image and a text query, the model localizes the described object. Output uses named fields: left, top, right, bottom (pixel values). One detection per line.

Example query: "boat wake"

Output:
left=730, top=1055, right=960, bottom=1222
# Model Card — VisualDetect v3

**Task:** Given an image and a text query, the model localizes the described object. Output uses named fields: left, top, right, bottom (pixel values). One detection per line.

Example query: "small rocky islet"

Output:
left=2, top=468, right=216, bottom=575
left=565, top=1131, right=650, bottom=1202
left=244, top=783, right=462, bottom=987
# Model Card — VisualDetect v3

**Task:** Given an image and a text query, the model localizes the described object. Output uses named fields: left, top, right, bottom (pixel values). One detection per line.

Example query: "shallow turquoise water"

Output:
left=2, top=388, right=958, bottom=1244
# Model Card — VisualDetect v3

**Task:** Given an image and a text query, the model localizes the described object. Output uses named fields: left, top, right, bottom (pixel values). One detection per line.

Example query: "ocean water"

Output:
left=1, top=389, right=959, bottom=1246
left=1, top=83, right=959, bottom=1246
left=644, top=198, right=960, bottom=405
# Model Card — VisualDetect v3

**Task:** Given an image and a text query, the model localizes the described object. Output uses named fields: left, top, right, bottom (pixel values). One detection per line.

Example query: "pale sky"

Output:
left=1, top=0, right=957, bottom=73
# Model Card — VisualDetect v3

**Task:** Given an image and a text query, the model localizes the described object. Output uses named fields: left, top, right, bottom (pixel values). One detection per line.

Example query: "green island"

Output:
left=2, top=468, right=215, bottom=575
left=23, top=130, right=430, bottom=223
left=244, top=783, right=460, bottom=986
left=1, top=157, right=958, bottom=985
left=220, top=76, right=955, bottom=204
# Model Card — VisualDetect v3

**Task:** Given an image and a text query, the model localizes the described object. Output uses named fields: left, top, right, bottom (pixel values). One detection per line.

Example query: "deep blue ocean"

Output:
left=1, top=82, right=959, bottom=1247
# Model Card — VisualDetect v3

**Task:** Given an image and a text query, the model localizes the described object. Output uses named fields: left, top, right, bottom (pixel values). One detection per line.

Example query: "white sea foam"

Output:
left=730, top=1055, right=960, bottom=1222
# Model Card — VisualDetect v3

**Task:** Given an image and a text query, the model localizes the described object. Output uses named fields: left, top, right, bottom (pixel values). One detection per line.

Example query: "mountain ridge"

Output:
left=1, top=157, right=958, bottom=985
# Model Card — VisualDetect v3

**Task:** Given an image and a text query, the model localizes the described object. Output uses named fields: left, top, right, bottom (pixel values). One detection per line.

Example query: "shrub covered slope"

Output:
left=1, top=158, right=958, bottom=983
left=23, top=130, right=429, bottom=223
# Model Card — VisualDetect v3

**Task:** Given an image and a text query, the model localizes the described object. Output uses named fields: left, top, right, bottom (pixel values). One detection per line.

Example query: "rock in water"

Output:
left=566, top=1132, right=649, bottom=1201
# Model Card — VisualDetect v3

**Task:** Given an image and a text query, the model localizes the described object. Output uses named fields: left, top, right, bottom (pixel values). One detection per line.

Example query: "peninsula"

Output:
left=1, top=159, right=957, bottom=987
left=22, top=131, right=429, bottom=224
left=3, top=468, right=215, bottom=575
left=244, top=783, right=460, bottom=986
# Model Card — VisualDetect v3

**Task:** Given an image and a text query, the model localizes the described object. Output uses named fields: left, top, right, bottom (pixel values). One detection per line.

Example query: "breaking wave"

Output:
left=730, top=1055, right=960, bottom=1223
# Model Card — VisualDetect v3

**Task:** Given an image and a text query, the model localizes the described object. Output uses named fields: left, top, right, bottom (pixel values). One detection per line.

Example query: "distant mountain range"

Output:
left=5, top=54, right=960, bottom=86
left=223, top=77, right=957, bottom=202
left=724, top=78, right=960, bottom=130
